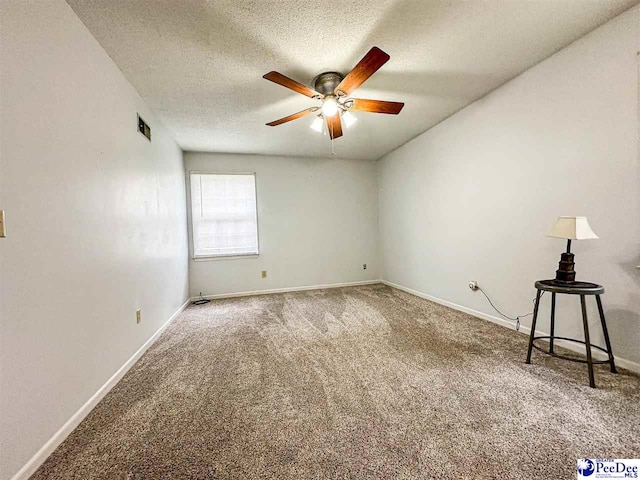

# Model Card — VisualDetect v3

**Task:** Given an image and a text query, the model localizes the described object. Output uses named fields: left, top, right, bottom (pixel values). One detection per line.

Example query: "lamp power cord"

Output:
left=477, top=286, right=543, bottom=331
left=191, top=292, right=210, bottom=306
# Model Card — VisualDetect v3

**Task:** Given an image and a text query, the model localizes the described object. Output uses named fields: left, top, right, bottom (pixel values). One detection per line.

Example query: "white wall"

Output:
left=185, top=153, right=379, bottom=297
left=0, top=1, right=189, bottom=478
left=378, top=6, right=640, bottom=366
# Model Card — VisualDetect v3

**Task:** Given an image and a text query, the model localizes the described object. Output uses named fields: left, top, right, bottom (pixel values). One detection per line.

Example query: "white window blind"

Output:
left=190, top=173, right=259, bottom=258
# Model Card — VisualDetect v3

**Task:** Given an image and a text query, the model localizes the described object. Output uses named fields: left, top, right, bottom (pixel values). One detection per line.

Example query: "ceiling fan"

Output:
left=263, top=46, right=404, bottom=140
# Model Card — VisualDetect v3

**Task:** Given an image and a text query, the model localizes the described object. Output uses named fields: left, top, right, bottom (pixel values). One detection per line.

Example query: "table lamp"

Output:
left=547, top=216, right=598, bottom=283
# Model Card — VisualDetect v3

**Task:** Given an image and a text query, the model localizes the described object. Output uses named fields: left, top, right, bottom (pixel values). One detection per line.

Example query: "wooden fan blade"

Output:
left=266, top=107, right=318, bottom=126
left=350, top=98, right=404, bottom=115
left=326, top=114, right=343, bottom=139
left=334, top=47, right=390, bottom=96
left=263, top=71, right=320, bottom=98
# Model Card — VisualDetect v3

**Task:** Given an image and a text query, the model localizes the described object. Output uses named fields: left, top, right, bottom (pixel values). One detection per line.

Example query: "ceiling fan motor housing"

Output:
left=313, top=72, right=344, bottom=96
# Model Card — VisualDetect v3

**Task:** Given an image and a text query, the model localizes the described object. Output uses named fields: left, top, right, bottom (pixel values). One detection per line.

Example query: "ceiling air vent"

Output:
left=137, top=114, right=151, bottom=141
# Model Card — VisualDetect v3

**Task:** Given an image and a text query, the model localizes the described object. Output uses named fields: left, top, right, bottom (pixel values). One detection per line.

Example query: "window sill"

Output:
left=192, top=253, right=259, bottom=262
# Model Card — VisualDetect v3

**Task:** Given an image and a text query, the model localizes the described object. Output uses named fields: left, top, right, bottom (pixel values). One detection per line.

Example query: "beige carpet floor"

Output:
left=31, top=284, right=640, bottom=479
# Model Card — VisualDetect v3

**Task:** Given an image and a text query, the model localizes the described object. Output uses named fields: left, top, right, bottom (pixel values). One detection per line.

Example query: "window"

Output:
left=189, top=173, right=259, bottom=258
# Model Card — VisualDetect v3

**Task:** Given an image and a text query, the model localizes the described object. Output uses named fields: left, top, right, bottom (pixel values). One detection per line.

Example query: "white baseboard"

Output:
left=191, top=279, right=383, bottom=301
left=382, top=280, right=640, bottom=375
left=10, top=298, right=191, bottom=480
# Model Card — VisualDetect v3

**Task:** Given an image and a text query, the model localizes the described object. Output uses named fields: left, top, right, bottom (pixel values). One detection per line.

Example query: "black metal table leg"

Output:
left=526, top=289, right=542, bottom=364
left=596, top=295, right=617, bottom=373
left=549, top=292, right=556, bottom=354
left=580, top=295, right=596, bottom=388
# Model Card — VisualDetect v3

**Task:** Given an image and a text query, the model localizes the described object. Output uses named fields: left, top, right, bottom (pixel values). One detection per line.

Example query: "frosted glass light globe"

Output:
left=310, top=115, right=323, bottom=133
left=342, top=111, right=357, bottom=128
left=321, top=96, right=338, bottom=117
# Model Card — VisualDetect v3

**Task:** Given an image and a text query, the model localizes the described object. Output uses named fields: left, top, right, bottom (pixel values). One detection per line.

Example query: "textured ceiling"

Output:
left=67, top=0, right=638, bottom=160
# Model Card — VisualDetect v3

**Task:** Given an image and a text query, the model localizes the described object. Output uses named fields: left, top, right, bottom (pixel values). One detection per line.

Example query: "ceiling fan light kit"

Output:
left=263, top=46, right=405, bottom=144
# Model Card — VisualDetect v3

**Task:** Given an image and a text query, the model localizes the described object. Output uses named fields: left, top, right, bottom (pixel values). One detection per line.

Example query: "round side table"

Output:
left=525, top=279, right=617, bottom=388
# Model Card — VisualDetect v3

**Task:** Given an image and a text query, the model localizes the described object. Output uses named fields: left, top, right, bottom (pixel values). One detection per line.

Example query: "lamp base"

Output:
left=555, top=252, right=576, bottom=283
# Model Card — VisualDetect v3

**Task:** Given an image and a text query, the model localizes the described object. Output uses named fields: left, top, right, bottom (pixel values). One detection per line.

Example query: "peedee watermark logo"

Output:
left=578, top=459, right=595, bottom=477
left=577, top=459, right=640, bottom=479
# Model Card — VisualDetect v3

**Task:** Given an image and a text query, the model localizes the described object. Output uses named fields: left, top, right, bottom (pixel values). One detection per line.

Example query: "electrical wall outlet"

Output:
left=468, top=281, right=479, bottom=291
left=261, top=270, right=267, bottom=279
left=363, top=264, right=367, bottom=270
left=136, top=309, right=141, bottom=324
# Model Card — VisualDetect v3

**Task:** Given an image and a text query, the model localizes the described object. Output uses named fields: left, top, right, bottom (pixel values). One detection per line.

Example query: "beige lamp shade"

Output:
left=547, top=216, right=599, bottom=240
